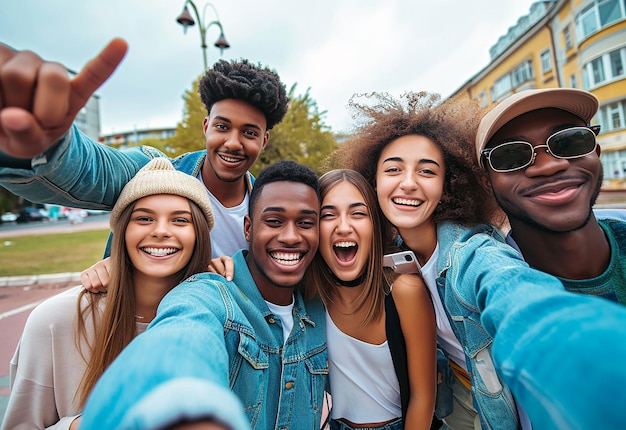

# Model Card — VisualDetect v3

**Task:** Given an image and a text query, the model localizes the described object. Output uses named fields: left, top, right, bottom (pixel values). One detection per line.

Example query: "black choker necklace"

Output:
left=329, top=271, right=365, bottom=288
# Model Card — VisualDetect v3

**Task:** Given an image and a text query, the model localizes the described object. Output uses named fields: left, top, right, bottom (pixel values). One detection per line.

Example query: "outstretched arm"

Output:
left=0, top=39, right=127, bottom=158
left=449, top=231, right=626, bottom=429
left=0, top=40, right=166, bottom=208
left=477, top=272, right=626, bottom=430
left=80, top=276, right=249, bottom=430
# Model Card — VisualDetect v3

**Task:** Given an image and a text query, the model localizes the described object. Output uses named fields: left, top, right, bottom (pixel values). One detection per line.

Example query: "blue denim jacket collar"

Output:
left=172, top=150, right=254, bottom=193
left=436, top=221, right=507, bottom=276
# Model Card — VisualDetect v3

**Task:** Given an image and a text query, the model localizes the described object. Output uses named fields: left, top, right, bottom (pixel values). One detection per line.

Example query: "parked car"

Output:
left=67, top=209, right=88, bottom=224
left=1, top=212, right=18, bottom=223
left=85, top=209, right=110, bottom=216
left=16, top=208, right=47, bottom=223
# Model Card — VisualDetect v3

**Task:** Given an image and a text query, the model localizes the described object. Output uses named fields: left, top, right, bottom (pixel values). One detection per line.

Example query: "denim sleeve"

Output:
left=117, top=379, right=249, bottom=430
left=0, top=124, right=161, bottom=209
left=80, top=278, right=249, bottom=430
left=460, top=238, right=626, bottom=429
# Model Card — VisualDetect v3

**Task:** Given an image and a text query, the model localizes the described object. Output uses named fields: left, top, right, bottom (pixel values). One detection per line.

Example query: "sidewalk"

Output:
left=0, top=272, right=82, bottom=289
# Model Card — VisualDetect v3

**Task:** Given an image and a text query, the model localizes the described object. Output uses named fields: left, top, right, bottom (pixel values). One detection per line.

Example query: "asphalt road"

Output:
left=0, top=213, right=111, bottom=239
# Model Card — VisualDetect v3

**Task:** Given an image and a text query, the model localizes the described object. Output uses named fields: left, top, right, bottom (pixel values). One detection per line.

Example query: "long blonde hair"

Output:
left=75, top=199, right=212, bottom=407
left=306, top=169, right=396, bottom=326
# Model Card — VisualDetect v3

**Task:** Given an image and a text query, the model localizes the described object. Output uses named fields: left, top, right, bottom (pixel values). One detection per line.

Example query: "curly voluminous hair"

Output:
left=199, top=59, right=289, bottom=130
left=327, top=91, right=502, bottom=226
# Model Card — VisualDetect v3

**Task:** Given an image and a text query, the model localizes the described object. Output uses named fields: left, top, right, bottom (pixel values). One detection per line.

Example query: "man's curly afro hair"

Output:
left=199, top=59, right=289, bottom=130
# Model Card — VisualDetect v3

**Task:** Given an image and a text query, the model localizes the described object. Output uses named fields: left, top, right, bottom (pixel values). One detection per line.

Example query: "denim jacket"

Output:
left=81, top=250, right=328, bottom=429
left=0, top=124, right=253, bottom=209
left=478, top=261, right=626, bottom=430
left=435, top=221, right=539, bottom=430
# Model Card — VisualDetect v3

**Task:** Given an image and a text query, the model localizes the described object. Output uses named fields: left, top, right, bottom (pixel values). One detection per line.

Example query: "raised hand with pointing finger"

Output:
left=0, top=38, right=128, bottom=158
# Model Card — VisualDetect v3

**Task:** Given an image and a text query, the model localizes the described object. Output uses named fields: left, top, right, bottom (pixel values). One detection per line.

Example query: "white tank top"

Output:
left=326, top=311, right=401, bottom=423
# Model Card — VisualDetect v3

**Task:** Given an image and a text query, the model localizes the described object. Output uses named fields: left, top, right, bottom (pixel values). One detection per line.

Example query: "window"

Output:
left=476, top=91, right=488, bottom=108
left=580, top=4, right=599, bottom=37
left=563, top=26, right=573, bottom=50
left=540, top=50, right=552, bottom=73
left=608, top=103, right=624, bottom=129
left=600, top=150, right=623, bottom=178
left=576, top=0, right=626, bottom=39
left=490, top=60, right=536, bottom=102
left=491, top=75, right=513, bottom=101
left=592, top=57, right=606, bottom=84
left=583, top=68, right=590, bottom=89
left=599, top=0, right=622, bottom=25
left=511, top=60, right=534, bottom=86
left=598, top=100, right=626, bottom=132
left=570, top=73, right=577, bottom=88
left=610, top=50, right=624, bottom=77
left=584, top=46, right=626, bottom=88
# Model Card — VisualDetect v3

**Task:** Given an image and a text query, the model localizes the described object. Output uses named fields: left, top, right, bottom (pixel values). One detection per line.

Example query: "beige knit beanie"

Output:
left=109, top=158, right=214, bottom=232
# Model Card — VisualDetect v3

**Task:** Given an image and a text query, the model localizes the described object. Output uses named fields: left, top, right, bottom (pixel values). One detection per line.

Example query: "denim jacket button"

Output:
left=285, top=381, right=294, bottom=389
left=268, top=317, right=276, bottom=324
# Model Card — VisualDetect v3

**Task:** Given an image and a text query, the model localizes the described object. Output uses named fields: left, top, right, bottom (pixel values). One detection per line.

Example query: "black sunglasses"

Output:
left=481, top=125, right=601, bottom=173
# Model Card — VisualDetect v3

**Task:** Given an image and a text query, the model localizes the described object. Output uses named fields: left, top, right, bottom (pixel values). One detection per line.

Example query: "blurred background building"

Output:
left=99, top=127, right=176, bottom=149
left=64, top=69, right=101, bottom=140
left=451, top=0, right=626, bottom=189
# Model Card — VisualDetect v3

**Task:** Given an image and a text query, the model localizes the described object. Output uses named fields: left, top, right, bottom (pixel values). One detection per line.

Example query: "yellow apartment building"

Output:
left=452, top=0, right=626, bottom=188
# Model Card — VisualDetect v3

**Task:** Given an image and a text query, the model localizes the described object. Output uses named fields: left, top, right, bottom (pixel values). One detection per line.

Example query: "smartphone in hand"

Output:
left=383, top=250, right=421, bottom=274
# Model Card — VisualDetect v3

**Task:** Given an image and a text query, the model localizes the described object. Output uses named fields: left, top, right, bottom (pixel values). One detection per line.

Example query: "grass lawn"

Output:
left=0, top=229, right=110, bottom=277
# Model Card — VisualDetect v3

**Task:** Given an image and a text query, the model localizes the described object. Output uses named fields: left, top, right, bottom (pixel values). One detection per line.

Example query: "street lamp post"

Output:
left=176, top=1, right=230, bottom=70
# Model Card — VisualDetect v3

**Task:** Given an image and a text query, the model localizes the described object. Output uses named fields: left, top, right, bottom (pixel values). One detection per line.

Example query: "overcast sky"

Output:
left=1, top=0, right=539, bottom=135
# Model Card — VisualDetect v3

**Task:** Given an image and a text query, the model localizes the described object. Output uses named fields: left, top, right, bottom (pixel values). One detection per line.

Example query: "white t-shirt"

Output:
left=265, top=298, right=294, bottom=345
left=198, top=172, right=250, bottom=258
left=420, top=243, right=467, bottom=370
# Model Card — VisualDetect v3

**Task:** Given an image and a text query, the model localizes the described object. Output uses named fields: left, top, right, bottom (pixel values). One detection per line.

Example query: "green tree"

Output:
left=167, top=76, right=207, bottom=157
left=0, top=187, right=20, bottom=214
left=253, top=84, right=338, bottom=176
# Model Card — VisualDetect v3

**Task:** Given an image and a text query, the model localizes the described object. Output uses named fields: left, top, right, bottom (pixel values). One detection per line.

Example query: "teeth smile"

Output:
left=334, top=241, right=356, bottom=248
left=393, top=198, right=422, bottom=207
left=220, top=154, right=242, bottom=163
left=270, top=252, right=302, bottom=266
left=141, top=247, right=179, bottom=257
